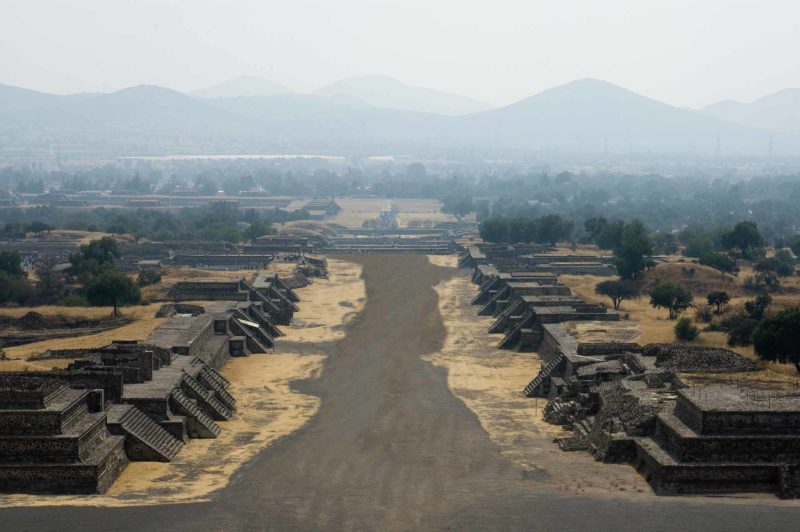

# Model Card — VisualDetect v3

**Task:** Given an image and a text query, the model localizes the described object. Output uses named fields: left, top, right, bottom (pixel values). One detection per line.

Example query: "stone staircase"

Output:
left=180, top=374, right=233, bottom=421
left=247, top=305, right=284, bottom=338
left=231, top=317, right=271, bottom=353
left=488, top=299, right=524, bottom=334
left=110, top=405, right=183, bottom=462
left=498, top=309, right=534, bottom=349
left=523, top=352, right=564, bottom=397
left=170, top=389, right=221, bottom=438
left=198, top=366, right=236, bottom=411
left=478, top=285, right=510, bottom=316
left=234, top=309, right=275, bottom=348
left=471, top=278, right=499, bottom=305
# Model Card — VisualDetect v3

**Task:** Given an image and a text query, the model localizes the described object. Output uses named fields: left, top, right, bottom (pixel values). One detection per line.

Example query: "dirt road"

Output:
left=1, top=255, right=798, bottom=531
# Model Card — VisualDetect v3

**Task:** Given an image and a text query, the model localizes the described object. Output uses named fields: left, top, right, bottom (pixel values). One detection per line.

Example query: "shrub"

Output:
left=752, top=307, right=800, bottom=373
left=674, top=317, right=700, bottom=341
left=725, top=317, right=759, bottom=347
left=694, top=304, right=714, bottom=323
left=745, top=293, right=772, bottom=320
left=137, top=269, right=162, bottom=287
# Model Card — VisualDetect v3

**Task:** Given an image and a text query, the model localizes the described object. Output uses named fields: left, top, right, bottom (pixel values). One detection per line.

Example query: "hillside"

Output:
left=455, top=79, right=778, bottom=154
left=314, top=75, right=493, bottom=115
left=0, top=79, right=795, bottom=157
left=701, top=88, right=800, bottom=135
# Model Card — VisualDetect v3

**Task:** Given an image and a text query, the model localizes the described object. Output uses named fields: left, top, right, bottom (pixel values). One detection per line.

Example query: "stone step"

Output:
left=181, top=374, right=233, bottom=421
left=117, top=405, right=183, bottom=461
left=170, top=389, right=221, bottom=439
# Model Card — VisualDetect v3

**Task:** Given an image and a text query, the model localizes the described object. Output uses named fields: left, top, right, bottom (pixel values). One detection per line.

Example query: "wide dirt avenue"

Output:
left=1, top=255, right=798, bottom=531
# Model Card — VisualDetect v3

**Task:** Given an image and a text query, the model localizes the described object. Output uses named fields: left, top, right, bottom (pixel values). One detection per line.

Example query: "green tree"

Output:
left=674, top=317, right=700, bottom=341
left=706, top=291, right=731, bottom=313
left=27, top=220, right=52, bottom=237
left=244, top=220, right=274, bottom=240
left=441, top=195, right=475, bottom=219
left=535, top=214, right=574, bottom=245
left=85, top=271, right=141, bottom=316
left=699, top=252, right=738, bottom=274
left=70, top=237, right=119, bottom=277
left=744, top=293, right=772, bottom=320
left=752, top=307, right=800, bottom=373
left=136, top=269, right=162, bottom=287
left=0, top=251, right=25, bottom=278
left=650, top=283, right=693, bottom=319
left=595, top=279, right=640, bottom=310
left=721, top=221, right=764, bottom=260
left=479, top=217, right=508, bottom=243
left=614, top=220, right=653, bottom=279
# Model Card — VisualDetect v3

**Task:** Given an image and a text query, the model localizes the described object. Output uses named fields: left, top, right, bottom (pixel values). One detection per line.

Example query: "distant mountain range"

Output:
left=312, top=75, right=493, bottom=115
left=0, top=78, right=797, bottom=158
left=701, top=88, right=800, bottom=136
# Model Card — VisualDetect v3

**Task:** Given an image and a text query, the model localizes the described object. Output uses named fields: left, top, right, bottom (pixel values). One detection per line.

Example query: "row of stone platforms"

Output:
left=0, top=273, right=303, bottom=494
left=462, top=243, right=800, bottom=498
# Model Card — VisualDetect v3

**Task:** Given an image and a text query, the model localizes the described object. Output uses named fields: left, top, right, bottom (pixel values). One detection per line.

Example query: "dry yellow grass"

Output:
left=560, top=268, right=800, bottom=380
left=140, top=267, right=257, bottom=300
left=1, top=303, right=166, bottom=361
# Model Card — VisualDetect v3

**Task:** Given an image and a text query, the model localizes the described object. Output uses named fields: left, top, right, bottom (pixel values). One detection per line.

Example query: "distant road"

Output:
left=2, top=255, right=798, bottom=531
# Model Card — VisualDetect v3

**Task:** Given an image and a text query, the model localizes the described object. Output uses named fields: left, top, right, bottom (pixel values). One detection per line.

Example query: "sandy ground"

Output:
left=283, top=258, right=365, bottom=343
left=0, top=258, right=366, bottom=508
left=0, top=303, right=168, bottom=371
left=425, top=258, right=652, bottom=497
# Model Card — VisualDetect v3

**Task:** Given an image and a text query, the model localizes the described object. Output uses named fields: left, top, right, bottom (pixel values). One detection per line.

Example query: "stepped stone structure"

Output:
left=0, top=269, right=303, bottom=494
left=170, top=276, right=298, bottom=326
left=459, top=244, right=614, bottom=275
left=0, top=375, right=128, bottom=494
left=470, top=262, right=619, bottom=352
left=467, top=246, right=800, bottom=498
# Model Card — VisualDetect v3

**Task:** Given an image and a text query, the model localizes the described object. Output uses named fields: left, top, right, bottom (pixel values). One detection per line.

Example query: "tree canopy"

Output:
left=649, top=283, right=693, bottom=319
left=595, top=279, right=640, bottom=310
left=613, top=220, right=653, bottom=279
left=85, top=270, right=141, bottom=316
left=752, top=307, right=800, bottom=373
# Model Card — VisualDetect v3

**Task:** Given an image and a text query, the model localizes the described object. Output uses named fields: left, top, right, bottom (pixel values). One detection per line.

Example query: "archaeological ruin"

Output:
left=462, top=242, right=800, bottom=498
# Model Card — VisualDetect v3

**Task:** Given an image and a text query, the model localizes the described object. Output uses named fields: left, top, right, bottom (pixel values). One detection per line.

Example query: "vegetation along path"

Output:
left=2, top=255, right=799, bottom=531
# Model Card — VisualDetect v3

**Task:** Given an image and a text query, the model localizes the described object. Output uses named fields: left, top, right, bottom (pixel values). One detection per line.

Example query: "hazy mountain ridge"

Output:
left=313, top=75, right=493, bottom=115
left=0, top=79, right=795, bottom=156
left=701, top=88, right=800, bottom=135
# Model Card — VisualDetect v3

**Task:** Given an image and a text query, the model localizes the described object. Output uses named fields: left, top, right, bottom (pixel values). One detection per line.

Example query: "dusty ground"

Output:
left=425, top=256, right=651, bottom=497
left=282, top=258, right=365, bottom=343
left=0, top=258, right=366, bottom=508
left=0, top=303, right=168, bottom=371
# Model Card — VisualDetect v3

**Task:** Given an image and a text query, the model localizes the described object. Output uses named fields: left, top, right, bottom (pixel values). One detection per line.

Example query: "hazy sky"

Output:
left=1, top=0, right=798, bottom=108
